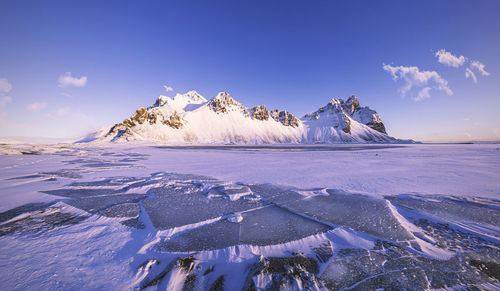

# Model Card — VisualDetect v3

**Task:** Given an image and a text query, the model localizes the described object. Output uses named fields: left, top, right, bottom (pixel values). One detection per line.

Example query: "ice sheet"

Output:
left=0, top=143, right=499, bottom=290
left=282, top=190, right=415, bottom=242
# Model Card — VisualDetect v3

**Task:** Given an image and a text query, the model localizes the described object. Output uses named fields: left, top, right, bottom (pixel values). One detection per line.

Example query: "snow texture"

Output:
left=0, top=143, right=499, bottom=290
left=91, top=91, right=408, bottom=144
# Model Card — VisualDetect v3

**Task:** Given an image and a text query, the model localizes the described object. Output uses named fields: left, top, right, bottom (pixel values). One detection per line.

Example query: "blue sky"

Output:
left=1, top=0, right=499, bottom=142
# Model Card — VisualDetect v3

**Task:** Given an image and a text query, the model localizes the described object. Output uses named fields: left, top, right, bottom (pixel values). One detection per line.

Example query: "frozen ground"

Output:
left=0, top=143, right=499, bottom=290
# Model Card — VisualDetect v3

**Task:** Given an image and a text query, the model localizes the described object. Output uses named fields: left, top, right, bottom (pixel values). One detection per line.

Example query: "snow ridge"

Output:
left=93, top=91, right=405, bottom=144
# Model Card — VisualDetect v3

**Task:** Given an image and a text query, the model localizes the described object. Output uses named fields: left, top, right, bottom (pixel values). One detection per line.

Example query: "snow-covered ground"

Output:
left=0, top=143, right=499, bottom=290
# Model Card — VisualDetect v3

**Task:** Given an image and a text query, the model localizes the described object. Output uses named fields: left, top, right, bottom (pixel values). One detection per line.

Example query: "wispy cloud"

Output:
left=60, top=92, right=73, bottom=98
left=58, top=72, right=87, bottom=88
left=0, top=95, right=12, bottom=107
left=27, top=102, right=48, bottom=112
left=465, top=68, right=477, bottom=83
left=434, top=50, right=490, bottom=83
left=163, top=85, right=173, bottom=92
left=415, top=87, right=431, bottom=101
left=435, top=49, right=466, bottom=68
left=43, top=107, right=90, bottom=120
left=44, top=106, right=71, bottom=118
left=0, top=78, right=12, bottom=93
left=383, top=64, right=452, bottom=101
left=55, top=107, right=71, bottom=116
left=72, top=112, right=91, bottom=120
left=465, top=60, right=490, bottom=83
left=470, top=60, right=490, bottom=76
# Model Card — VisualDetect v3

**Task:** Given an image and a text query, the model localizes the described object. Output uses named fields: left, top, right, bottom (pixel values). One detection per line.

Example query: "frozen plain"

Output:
left=0, top=143, right=499, bottom=290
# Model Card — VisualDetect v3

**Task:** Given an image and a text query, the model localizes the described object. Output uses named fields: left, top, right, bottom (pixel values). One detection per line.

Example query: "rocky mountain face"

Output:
left=342, top=95, right=386, bottom=134
left=208, top=92, right=248, bottom=115
left=99, top=91, right=397, bottom=144
left=302, top=95, right=394, bottom=143
left=249, top=105, right=300, bottom=128
left=107, top=106, right=185, bottom=140
left=304, top=99, right=353, bottom=134
left=304, top=95, right=386, bottom=135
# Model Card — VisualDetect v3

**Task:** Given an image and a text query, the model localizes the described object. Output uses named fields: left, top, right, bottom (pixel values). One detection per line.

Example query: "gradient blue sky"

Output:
left=1, top=0, right=499, bottom=142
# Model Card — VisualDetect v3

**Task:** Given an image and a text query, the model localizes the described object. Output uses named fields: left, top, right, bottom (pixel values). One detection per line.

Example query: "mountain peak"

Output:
left=101, top=91, right=399, bottom=144
left=173, top=90, right=207, bottom=103
left=213, top=92, right=235, bottom=102
left=346, top=94, right=358, bottom=103
left=208, top=92, right=246, bottom=114
left=340, top=95, right=360, bottom=115
left=304, top=95, right=387, bottom=135
left=154, top=95, right=170, bottom=107
left=153, top=90, right=207, bottom=108
left=249, top=105, right=300, bottom=127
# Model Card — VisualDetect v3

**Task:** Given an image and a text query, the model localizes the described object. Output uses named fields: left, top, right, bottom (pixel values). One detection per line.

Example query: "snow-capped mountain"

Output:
left=95, top=90, right=401, bottom=144
left=303, top=96, right=394, bottom=143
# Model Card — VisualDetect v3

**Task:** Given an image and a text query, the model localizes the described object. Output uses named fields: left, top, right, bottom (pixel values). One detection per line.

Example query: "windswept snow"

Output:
left=0, top=143, right=499, bottom=290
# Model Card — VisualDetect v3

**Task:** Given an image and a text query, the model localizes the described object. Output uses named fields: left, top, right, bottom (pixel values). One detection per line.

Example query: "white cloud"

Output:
left=463, top=117, right=471, bottom=121
left=60, top=92, right=73, bottom=98
left=43, top=107, right=91, bottom=121
left=163, top=85, right=173, bottom=92
left=465, top=68, right=477, bottom=83
left=433, top=50, right=491, bottom=83
left=470, top=60, right=490, bottom=76
left=44, top=106, right=71, bottom=118
left=58, top=72, right=87, bottom=88
left=55, top=106, right=71, bottom=116
left=27, top=102, right=47, bottom=112
left=0, top=78, right=12, bottom=93
left=0, top=95, right=12, bottom=107
left=383, top=64, right=453, bottom=101
left=415, top=87, right=432, bottom=101
left=435, top=49, right=466, bottom=68
left=72, top=112, right=91, bottom=120
left=465, top=60, right=490, bottom=83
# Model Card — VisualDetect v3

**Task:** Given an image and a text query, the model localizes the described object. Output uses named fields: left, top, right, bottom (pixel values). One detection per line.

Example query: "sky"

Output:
left=0, top=0, right=499, bottom=142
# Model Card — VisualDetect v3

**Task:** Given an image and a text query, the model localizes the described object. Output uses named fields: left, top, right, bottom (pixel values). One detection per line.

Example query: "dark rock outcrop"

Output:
left=102, top=90, right=394, bottom=143
left=106, top=108, right=185, bottom=140
left=304, top=95, right=387, bottom=135
left=250, top=105, right=270, bottom=121
left=208, top=92, right=248, bottom=116
left=342, top=95, right=386, bottom=134
left=248, top=105, right=300, bottom=127
left=161, top=111, right=183, bottom=129
left=270, top=110, right=300, bottom=128
left=304, top=99, right=352, bottom=134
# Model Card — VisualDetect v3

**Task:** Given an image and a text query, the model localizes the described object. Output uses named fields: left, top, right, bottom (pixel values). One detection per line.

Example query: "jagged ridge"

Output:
left=98, top=91, right=401, bottom=144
